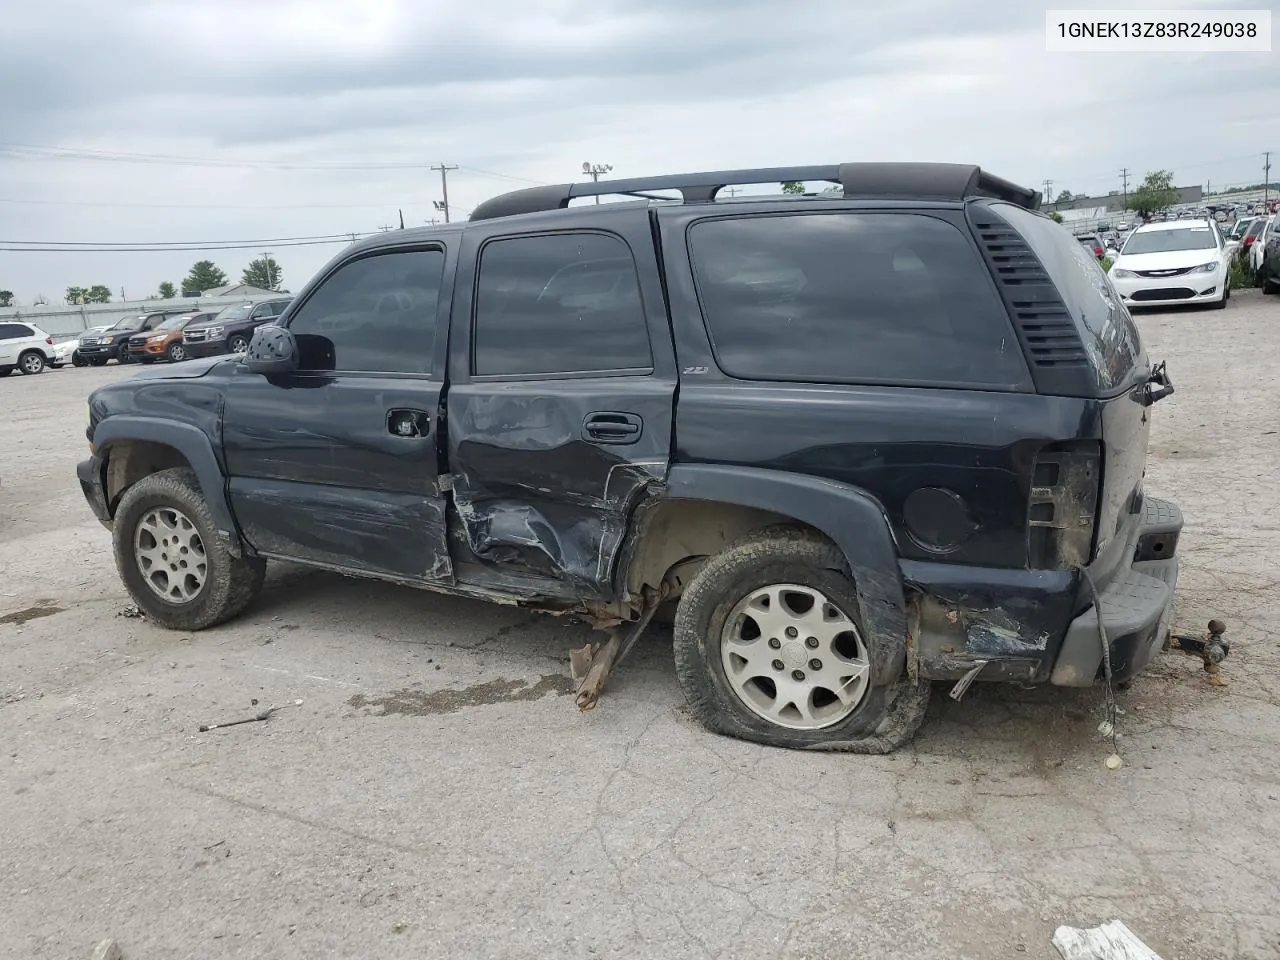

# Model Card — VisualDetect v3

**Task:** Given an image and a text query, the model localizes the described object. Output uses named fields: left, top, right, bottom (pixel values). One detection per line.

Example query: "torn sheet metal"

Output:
left=1052, top=921, right=1163, bottom=960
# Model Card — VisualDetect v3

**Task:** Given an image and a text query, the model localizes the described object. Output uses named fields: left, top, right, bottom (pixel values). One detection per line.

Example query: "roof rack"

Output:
left=469, top=162, right=1041, bottom=221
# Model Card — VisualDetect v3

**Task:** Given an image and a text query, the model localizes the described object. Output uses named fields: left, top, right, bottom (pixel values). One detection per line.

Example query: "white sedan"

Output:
left=1108, top=220, right=1232, bottom=310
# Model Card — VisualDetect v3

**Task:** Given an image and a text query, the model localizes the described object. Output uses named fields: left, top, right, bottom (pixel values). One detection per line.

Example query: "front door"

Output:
left=222, top=243, right=454, bottom=583
left=444, top=213, right=677, bottom=600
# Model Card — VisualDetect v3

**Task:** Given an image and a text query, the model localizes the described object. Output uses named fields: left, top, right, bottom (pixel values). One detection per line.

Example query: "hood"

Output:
left=1113, top=249, right=1220, bottom=271
left=128, top=354, right=233, bottom=380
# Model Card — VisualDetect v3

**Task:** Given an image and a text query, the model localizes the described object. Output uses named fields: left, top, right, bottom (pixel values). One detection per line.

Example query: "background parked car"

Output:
left=0, top=321, right=57, bottom=376
left=1259, top=221, right=1280, bottom=294
left=1075, top=233, right=1106, bottom=259
left=1109, top=219, right=1232, bottom=310
left=76, top=310, right=191, bottom=366
left=124, top=311, right=212, bottom=363
left=180, top=298, right=292, bottom=358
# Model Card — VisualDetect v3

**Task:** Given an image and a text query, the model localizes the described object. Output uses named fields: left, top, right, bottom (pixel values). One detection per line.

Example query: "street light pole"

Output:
left=583, top=161, right=613, bottom=204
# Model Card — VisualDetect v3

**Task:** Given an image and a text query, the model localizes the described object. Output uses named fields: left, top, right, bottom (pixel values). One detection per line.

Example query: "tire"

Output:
left=117, top=351, right=135, bottom=364
left=1264, top=274, right=1279, bottom=295
left=0, top=367, right=12, bottom=377
left=90, top=358, right=109, bottom=367
left=72, top=351, right=87, bottom=367
left=112, top=468, right=266, bottom=630
left=166, top=342, right=186, bottom=362
left=672, top=527, right=930, bottom=752
left=18, top=350, right=46, bottom=375
left=1211, top=282, right=1230, bottom=310
left=228, top=333, right=250, bottom=355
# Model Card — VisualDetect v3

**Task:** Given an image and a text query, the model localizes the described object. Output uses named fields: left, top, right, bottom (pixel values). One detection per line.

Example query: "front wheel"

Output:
left=672, top=528, right=929, bottom=752
left=228, top=334, right=250, bottom=355
left=72, top=351, right=87, bottom=367
left=112, top=468, right=266, bottom=630
left=166, top=342, right=186, bottom=362
left=18, top=350, right=46, bottom=375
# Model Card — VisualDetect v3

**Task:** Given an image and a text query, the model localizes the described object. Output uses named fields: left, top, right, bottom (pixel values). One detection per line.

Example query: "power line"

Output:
left=0, top=196, right=437, bottom=210
left=1, top=232, right=359, bottom=247
left=0, top=236, right=375, bottom=253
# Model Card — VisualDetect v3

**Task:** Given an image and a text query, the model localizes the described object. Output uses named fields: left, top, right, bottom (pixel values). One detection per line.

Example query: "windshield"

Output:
left=157, top=315, right=191, bottom=331
left=1121, top=227, right=1217, bottom=255
left=111, top=315, right=149, bottom=331
left=213, top=304, right=253, bottom=321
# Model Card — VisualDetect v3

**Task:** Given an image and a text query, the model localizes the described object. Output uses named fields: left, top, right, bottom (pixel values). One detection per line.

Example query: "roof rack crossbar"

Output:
left=468, top=162, right=1039, bottom=221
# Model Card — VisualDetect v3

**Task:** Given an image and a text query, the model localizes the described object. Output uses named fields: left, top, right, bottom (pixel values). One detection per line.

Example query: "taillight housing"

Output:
left=1027, top=441, right=1101, bottom=568
left=45, top=337, right=54, bottom=345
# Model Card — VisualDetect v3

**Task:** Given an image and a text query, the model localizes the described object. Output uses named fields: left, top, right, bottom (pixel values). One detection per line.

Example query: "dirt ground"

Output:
left=3, top=293, right=1279, bottom=960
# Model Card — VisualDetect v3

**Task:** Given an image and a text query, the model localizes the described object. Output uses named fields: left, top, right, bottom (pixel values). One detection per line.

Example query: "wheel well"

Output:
left=104, top=440, right=194, bottom=513
left=622, top=499, right=826, bottom=599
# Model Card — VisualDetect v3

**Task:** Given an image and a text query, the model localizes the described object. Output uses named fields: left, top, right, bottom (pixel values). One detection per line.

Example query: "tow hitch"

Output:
left=1166, top=619, right=1230, bottom=678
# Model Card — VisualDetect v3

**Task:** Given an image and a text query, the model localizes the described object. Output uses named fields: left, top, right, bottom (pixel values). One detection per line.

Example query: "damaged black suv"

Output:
left=77, top=162, right=1181, bottom=752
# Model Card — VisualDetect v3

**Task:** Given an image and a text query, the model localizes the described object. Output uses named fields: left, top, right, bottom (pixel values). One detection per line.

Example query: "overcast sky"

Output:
left=0, top=0, right=1276, bottom=305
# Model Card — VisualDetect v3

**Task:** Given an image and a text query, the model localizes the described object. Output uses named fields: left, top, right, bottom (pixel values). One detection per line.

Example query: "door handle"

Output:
left=387, top=409, right=431, bottom=438
left=583, top=412, right=642, bottom=444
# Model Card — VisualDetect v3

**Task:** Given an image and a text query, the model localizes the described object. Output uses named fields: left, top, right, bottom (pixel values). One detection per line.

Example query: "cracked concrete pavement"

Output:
left=2, top=291, right=1279, bottom=959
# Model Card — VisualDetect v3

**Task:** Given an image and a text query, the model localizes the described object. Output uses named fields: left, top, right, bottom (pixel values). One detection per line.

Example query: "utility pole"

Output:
left=724, top=186, right=740, bottom=198
left=431, top=163, right=458, bottom=222
left=583, top=161, right=614, bottom=204
left=1120, top=168, right=1130, bottom=211
left=1043, top=179, right=1053, bottom=207
left=378, top=223, right=394, bottom=233
left=1264, top=152, right=1272, bottom=212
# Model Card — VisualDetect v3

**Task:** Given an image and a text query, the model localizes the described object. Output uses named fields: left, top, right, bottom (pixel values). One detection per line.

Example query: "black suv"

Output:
left=180, top=298, right=292, bottom=358
left=76, top=162, right=1181, bottom=752
left=76, top=309, right=192, bottom=365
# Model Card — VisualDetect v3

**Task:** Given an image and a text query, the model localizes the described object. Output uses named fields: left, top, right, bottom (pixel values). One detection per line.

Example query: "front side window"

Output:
left=287, top=248, right=444, bottom=374
left=473, top=232, right=652, bottom=377
left=688, top=212, right=1029, bottom=389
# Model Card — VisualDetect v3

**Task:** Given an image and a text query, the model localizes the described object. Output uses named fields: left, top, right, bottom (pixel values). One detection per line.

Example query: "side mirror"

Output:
left=243, top=324, right=298, bottom=375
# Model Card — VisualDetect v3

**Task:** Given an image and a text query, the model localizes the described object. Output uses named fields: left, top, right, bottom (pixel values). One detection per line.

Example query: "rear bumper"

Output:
left=1049, top=497, right=1182, bottom=686
left=77, top=456, right=112, bottom=525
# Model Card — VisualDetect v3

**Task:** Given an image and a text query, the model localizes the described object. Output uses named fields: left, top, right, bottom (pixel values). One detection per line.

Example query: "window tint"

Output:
left=0, top=323, right=34, bottom=339
left=688, top=213, right=1029, bottom=388
left=473, top=232, right=652, bottom=377
left=288, top=249, right=444, bottom=374
left=994, top=204, right=1142, bottom=391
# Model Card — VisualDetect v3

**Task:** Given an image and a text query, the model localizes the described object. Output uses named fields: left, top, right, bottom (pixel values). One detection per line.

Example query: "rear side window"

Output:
left=0, top=323, right=34, bottom=339
left=473, top=232, right=652, bottom=377
left=993, top=204, right=1142, bottom=392
left=687, top=213, right=1030, bottom=389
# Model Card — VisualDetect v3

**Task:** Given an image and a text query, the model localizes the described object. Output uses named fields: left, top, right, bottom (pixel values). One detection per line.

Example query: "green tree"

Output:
left=1056, top=189, right=1075, bottom=203
left=182, top=260, right=228, bottom=294
left=780, top=181, right=805, bottom=195
left=0, top=290, right=13, bottom=307
left=84, top=284, right=112, bottom=304
left=1130, top=170, right=1179, bottom=218
left=1048, top=211, right=1064, bottom=224
left=158, top=281, right=177, bottom=299
left=242, top=255, right=283, bottom=291
left=65, top=285, right=88, bottom=305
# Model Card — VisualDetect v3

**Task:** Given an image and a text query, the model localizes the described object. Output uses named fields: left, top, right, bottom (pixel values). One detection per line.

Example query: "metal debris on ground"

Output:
left=198, top=705, right=280, bottom=733
left=1052, top=920, right=1162, bottom=959
left=572, top=585, right=666, bottom=711
left=117, top=605, right=145, bottom=620
left=1165, top=618, right=1230, bottom=680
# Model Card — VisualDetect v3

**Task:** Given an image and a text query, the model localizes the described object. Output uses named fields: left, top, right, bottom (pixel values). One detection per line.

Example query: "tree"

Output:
left=1048, top=211, right=1064, bottom=224
left=182, top=260, right=228, bottom=294
left=84, top=285, right=112, bottom=304
left=1056, top=189, right=1075, bottom=203
left=65, top=285, right=88, bottom=305
left=0, top=290, right=13, bottom=307
left=158, top=281, right=177, bottom=299
left=780, top=181, right=805, bottom=195
left=1130, top=170, right=1179, bottom=218
left=242, top=255, right=283, bottom=291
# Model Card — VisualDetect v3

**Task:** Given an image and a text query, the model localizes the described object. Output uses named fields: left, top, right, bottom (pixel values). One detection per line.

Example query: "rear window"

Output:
left=687, top=212, right=1030, bottom=389
left=993, top=204, right=1143, bottom=392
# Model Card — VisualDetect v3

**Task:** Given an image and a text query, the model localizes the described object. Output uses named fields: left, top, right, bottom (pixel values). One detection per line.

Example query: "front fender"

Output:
left=664, top=464, right=906, bottom=682
left=92, top=416, right=241, bottom=553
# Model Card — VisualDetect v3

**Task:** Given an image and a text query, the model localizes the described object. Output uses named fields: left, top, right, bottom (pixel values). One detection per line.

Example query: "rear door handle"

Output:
left=583, top=412, right=642, bottom=444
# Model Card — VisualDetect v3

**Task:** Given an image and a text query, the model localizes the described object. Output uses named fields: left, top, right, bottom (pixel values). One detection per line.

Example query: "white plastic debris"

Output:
left=1105, top=754, right=1124, bottom=770
left=1053, top=920, right=1162, bottom=960
left=1097, top=719, right=1115, bottom=738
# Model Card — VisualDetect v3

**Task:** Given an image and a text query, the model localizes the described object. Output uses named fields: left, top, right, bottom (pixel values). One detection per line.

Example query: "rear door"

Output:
left=222, top=241, right=456, bottom=582
left=444, top=208, right=676, bottom=599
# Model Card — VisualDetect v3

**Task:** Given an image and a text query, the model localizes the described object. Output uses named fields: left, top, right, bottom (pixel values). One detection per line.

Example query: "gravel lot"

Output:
left=3, top=292, right=1279, bottom=960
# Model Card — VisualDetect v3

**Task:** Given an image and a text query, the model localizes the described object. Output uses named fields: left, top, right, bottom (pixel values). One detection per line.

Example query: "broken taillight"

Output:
left=1027, top=441, right=1101, bottom=568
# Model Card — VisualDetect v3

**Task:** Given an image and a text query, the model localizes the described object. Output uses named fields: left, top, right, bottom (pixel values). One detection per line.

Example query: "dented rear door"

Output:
left=444, top=208, right=676, bottom=599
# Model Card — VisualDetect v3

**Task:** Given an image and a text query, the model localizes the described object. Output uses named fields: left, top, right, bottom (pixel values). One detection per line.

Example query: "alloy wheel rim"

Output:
left=720, top=583, right=870, bottom=730
left=21, top=354, right=42, bottom=372
left=134, top=507, right=207, bottom=603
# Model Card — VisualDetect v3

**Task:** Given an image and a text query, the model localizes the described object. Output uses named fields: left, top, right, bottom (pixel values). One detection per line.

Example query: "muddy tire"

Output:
left=672, top=527, right=929, bottom=752
left=112, top=468, right=265, bottom=630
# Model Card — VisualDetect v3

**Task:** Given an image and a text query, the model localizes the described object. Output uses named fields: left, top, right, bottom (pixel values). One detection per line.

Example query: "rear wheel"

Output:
left=90, top=357, right=108, bottom=367
left=112, top=468, right=266, bottom=630
left=672, top=528, right=929, bottom=752
left=18, top=350, right=45, bottom=375
left=166, top=342, right=186, bottom=362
